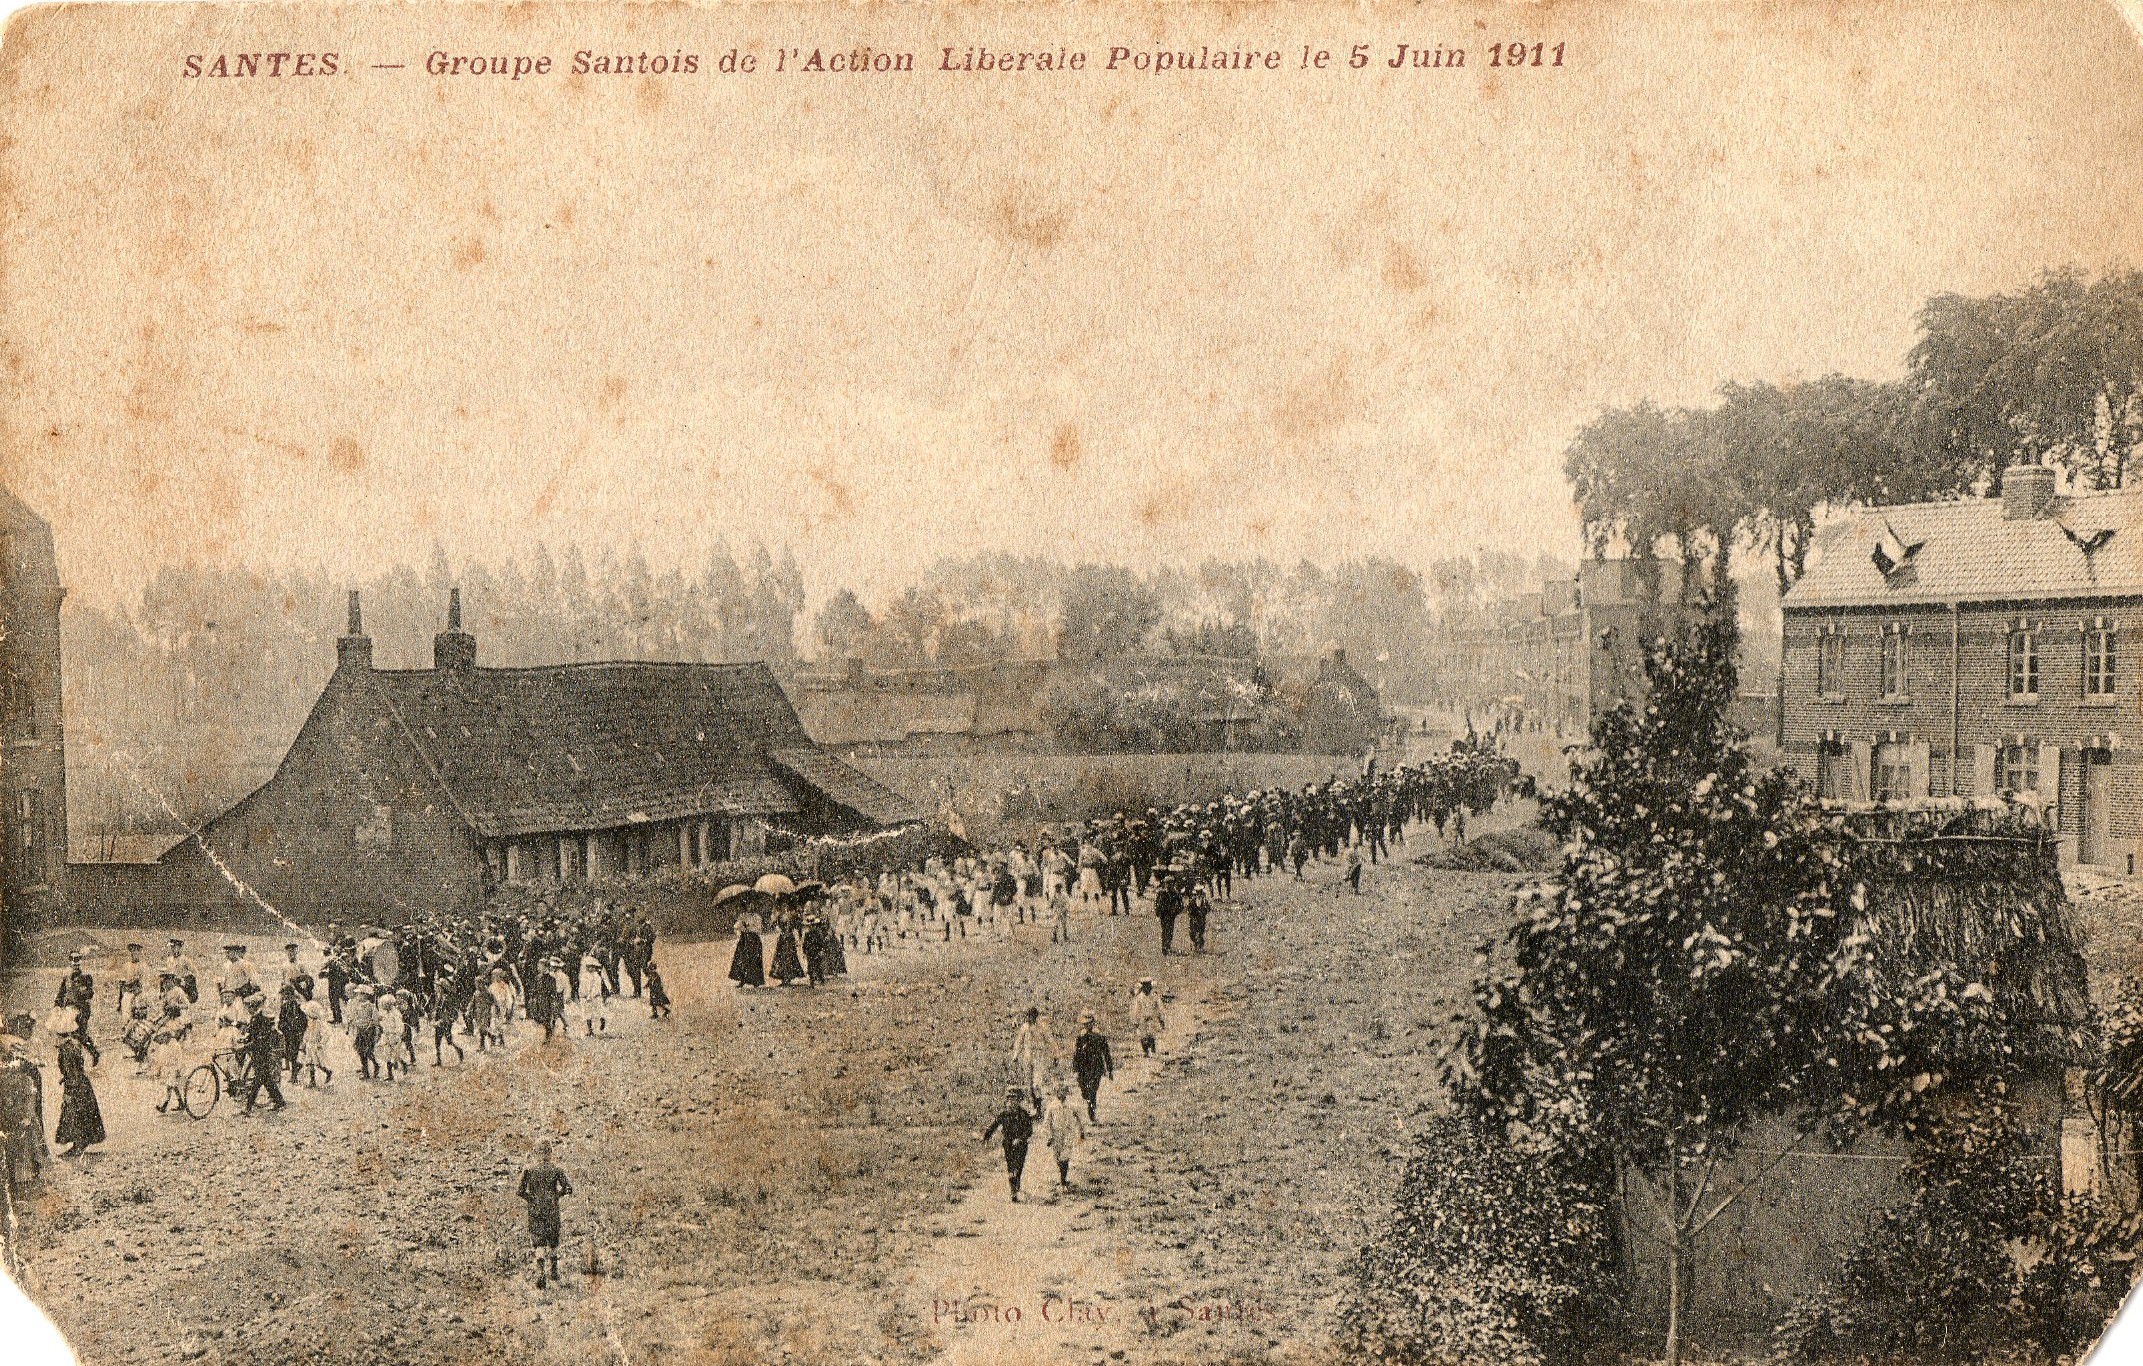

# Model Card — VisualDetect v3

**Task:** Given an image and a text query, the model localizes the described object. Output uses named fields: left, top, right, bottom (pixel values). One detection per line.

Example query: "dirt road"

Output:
left=4, top=812, right=1533, bottom=1366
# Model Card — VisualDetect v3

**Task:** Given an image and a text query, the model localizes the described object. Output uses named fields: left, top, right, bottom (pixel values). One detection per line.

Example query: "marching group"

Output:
left=1, top=900, right=680, bottom=1192
left=2, top=737, right=1518, bottom=1270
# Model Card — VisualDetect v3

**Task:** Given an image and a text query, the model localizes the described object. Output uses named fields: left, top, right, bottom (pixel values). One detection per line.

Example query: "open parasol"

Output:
left=752, top=873, right=798, bottom=897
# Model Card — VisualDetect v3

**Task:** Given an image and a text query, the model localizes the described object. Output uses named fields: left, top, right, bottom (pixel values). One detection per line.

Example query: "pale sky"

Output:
left=5, top=0, right=2143, bottom=613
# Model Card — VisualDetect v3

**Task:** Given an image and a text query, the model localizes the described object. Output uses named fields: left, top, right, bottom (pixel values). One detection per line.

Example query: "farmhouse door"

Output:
left=2081, top=750, right=2113, bottom=866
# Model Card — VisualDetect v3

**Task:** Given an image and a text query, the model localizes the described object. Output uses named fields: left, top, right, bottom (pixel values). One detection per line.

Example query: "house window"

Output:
left=14, top=788, right=40, bottom=861
left=2007, top=627, right=2039, bottom=699
left=1995, top=743, right=2040, bottom=797
left=1879, top=627, right=1908, bottom=700
left=1817, top=742, right=1849, bottom=800
left=2084, top=627, right=2116, bottom=698
left=1872, top=743, right=1913, bottom=802
left=1817, top=630, right=1845, bottom=698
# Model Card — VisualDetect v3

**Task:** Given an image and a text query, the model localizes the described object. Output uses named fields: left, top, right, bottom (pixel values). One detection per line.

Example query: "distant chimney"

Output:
left=336, top=590, right=373, bottom=671
left=433, top=586, right=477, bottom=672
left=2002, top=462, right=2059, bottom=520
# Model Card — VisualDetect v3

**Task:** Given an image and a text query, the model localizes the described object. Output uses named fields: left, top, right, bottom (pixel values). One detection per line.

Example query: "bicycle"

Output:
left=180, top=1048, right=255, bottom=1120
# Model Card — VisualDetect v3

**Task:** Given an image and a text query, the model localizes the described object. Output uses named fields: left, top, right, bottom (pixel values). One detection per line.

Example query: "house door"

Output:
left=2080, top=750, right=2113, bottom=867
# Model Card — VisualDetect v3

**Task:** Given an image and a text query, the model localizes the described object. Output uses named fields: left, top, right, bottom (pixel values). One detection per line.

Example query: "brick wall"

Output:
left=1781, top=597, right=2142, bottom=868
left=102, top=666, right=487, bottom=928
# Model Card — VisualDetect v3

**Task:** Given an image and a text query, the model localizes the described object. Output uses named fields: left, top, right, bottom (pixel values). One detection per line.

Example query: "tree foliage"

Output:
left=1446, top=611, right=2021, bottom=1366
left=1563, top=268, right=2143, bottom=604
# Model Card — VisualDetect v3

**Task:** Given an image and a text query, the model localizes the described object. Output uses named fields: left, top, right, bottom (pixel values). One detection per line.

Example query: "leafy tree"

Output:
left=1906, top=268, right=2143, bottom=492
left=1055, top=564, right=1161, bottom=662
left=812, top=588, right=874, bottom=662
left=1702, top=376, right=1915, bottom=596
left=1347, top=1113, right=1622, bottom=1366
left=1447, top=612, right=2009, bottom=1366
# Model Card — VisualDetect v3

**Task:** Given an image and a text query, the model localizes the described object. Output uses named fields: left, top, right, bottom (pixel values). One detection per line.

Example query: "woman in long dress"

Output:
left=728, top=915, right=765, bottom=989
left=767, top=912, right=806, bottom=986
left=50, top=1008, right=105, bottom=1158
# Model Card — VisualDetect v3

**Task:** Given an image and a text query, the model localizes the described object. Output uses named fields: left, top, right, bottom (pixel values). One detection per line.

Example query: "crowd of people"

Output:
left=1, top=897, right=684, bottom=1185
left=4, top=736, right=1520, bottom=1268
left=726, top=737, right=1520, bottom=990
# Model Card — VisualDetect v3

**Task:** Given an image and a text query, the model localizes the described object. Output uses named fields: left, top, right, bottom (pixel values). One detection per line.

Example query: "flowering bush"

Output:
left=1344, top=1113, right=1622, bottom=1366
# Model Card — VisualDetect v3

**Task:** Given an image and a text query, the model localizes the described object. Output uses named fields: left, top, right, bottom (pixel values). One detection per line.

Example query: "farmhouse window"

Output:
left=1879, top=626, right=1908, bottom=700
left=2084, top=627, right=2116, bottom=698
left=2007, top=627, right=2039, bottom=699
left=1816, top=629, right=1845, bottom=697
left=1996, top=743, right=2041, bottom=797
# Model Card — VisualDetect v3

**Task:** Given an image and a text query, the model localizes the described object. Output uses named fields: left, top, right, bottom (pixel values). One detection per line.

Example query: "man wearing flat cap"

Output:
left=161, top=938, right=200, bottom=1005
left=115, top=943, right=148, bottom=1022
left=217, top=943, right=259, bottom=1000
left=237, top=989, right=286, bottom=1115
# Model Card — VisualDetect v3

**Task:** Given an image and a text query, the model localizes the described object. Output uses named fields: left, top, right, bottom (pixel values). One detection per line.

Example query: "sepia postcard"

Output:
left=4, top=1, right=2143, bottom=1363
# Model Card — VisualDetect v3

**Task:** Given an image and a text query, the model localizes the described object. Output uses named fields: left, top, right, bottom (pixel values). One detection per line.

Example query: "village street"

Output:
left=4, top=812, right=1529, bottom=1366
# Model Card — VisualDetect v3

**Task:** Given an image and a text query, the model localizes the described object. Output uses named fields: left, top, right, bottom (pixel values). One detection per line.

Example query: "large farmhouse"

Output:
left=118, top=591, right=919, bottom=926
left=1779, top=462, right=2139, bottom=871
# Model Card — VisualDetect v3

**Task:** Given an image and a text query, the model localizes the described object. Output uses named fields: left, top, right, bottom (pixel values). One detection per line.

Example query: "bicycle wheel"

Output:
left=183, top=1063, right=220, bottom=1119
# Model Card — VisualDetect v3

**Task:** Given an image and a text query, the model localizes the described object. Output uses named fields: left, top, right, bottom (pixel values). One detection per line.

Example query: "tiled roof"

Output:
left=769, top=747, right=924, bottom=826
left=1783, top=488, right=2143, bottom=610
left=367, top=661, right=841, bottom=839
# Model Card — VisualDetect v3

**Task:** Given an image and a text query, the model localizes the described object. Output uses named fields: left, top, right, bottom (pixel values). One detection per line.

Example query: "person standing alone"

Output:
left=516, top=1142, right=574, bottom=1289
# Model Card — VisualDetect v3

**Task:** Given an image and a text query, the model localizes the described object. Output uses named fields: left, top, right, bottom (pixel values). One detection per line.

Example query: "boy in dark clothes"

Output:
left=645, top=961, right=672, bottom=1019
left=1071, top=1011, right=1115, bottom=1122
left=980, top=1086, right=1034, bottom=1202
left=516, top=1142, right=574, bottom=1288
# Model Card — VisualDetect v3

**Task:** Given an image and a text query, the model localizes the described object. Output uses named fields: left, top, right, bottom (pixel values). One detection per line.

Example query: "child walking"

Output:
left=1132, top=978, right=1164, bottom=1057
left=516, top=1141, right=575, bottom=1290
left=645, top=960, right=672, bottom=1019
left=980, top=1086, right=1035, bottom=1203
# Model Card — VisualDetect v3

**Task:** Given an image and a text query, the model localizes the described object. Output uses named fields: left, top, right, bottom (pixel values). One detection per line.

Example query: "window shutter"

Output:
left=2037, top=744, right=2064, bottom=825
left=1850, top=740, right=1873, bottom=801
left=1908, top=741, right=1932, bottom=799
left=1971, top=744, right=1997, bottom=798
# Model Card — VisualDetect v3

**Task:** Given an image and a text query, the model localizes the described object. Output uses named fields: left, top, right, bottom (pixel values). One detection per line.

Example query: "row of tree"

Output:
left=64, top=542, right=1559, bottom=837
left=812, top=552, right=1571, bottom=681
left=1566, top=268, right=2143, bottom=603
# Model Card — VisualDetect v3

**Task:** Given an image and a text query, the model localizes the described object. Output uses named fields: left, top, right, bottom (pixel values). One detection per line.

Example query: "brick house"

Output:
left=1779, top=463, right=2140, bottom=871
left=129, top=590, right=921, bottom=926
left=0, top=486, right=69, bottom=933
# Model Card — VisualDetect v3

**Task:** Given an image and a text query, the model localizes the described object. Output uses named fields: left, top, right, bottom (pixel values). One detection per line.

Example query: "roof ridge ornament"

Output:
left=1869, top=519, right=1925, bottom=578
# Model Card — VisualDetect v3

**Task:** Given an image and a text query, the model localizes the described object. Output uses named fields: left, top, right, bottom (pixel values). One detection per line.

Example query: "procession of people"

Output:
left=4, top=734, right=1517, bottom=1274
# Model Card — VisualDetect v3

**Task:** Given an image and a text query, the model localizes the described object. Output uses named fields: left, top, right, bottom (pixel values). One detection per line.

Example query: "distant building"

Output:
left=0, top=488, right=69, bottom=927
left=790, top=649, right=1380, bottom=755
left=79, top=591, right=919, bottom=926
left=1779, top=463, right=2139, bottom=871
left=1443, top=559, right=1710, bottom=737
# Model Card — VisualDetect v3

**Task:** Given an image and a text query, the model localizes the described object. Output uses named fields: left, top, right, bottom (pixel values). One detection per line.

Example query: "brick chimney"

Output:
left=336, top=590, right=373, bottom=671
left=433, top=586, right=477, bottom=672
left=2002, top=462, right=2059, bottom=520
